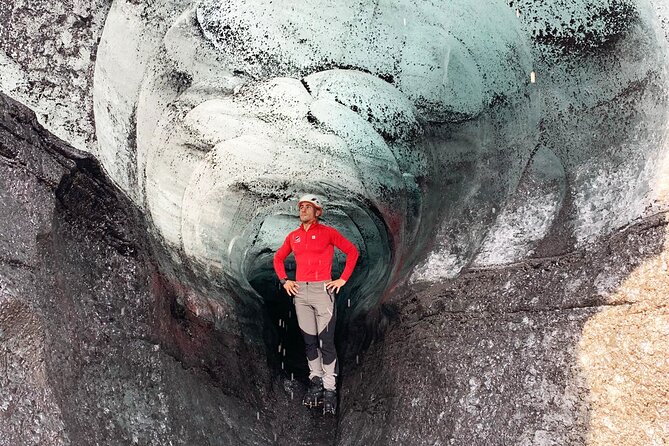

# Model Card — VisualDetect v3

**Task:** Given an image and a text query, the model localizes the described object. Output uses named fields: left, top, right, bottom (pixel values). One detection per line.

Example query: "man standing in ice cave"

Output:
left=273, top=194, right=359, bottom=415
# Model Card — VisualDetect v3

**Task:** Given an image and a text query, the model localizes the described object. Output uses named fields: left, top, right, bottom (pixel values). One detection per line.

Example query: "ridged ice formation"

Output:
left=89, top=0, right=669, bottom=305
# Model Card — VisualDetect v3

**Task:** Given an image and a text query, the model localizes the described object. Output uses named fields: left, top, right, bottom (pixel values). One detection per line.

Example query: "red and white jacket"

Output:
left=273, top=220, right=359, bottom=282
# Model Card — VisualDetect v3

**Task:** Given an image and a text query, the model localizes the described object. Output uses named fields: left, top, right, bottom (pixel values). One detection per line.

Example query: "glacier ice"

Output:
left=86, top=0, right=669, bottom=303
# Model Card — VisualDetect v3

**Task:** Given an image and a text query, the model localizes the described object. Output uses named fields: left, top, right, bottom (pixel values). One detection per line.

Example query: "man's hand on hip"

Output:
left=283, top=280, right=300, bottom=296
left=326, top=278, right=347, bottom=294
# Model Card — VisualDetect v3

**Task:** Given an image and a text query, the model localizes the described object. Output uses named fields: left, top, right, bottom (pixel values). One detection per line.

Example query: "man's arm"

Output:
left=273, top=235, right=292, bottom=280
left=326, top=228, right=359, bottom=293
left=273, top=235, right=299, bottom=296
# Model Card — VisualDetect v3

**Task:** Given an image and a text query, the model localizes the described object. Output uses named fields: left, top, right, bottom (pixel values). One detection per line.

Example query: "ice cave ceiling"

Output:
left=2, top=1, right=669, bottom=445
left=1, top=0, right=669, bottom=311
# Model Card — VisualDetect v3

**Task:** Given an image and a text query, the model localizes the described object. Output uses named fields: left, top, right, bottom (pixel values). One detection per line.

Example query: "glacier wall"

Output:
left=2, top=0, right=668, bottom=307
left=92, top=0, right=538, bottom=304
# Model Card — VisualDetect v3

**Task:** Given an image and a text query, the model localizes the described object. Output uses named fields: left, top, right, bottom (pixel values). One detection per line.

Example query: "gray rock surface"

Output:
left=0, top=0, right=110, bottom=149
left=0, top=93, right=335, bottom=446
left=338, top=213, right=668, bottom=445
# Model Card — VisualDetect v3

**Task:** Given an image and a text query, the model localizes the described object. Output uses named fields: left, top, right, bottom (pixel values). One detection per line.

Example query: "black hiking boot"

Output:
left=302, top=376, right=323, bottom=408
left=323, top=389, right=337, bottom=415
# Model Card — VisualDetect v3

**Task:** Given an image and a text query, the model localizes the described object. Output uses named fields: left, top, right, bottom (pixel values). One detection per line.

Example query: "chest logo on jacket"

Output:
left=295, top=236, right=301, bottom=243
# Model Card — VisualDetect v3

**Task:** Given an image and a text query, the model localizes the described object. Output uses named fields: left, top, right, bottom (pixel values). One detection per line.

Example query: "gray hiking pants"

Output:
left=293, top=281, right=338, bottom=391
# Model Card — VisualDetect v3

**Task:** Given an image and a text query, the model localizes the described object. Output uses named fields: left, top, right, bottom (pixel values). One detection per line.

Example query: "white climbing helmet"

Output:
left=297, top=194, right=323, bottom=211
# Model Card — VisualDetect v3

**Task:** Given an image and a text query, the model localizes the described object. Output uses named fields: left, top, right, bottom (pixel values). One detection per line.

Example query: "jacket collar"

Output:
left=300, top=219, right=320, bottom=231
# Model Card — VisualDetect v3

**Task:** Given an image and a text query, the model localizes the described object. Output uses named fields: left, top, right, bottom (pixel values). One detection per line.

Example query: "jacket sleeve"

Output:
left=330, top=228, right=359, bottom=281
left=273, top=235, right=292, bottom=279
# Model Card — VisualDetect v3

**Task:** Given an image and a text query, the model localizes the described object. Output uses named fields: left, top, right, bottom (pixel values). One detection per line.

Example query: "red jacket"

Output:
left=273, top=220, right=359, bottom=282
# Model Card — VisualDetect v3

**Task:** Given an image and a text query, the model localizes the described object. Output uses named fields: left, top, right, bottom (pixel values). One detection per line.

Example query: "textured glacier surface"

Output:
left=90, top=0, right=669, bottom=299
left=1, top=0, right=667, bottom=307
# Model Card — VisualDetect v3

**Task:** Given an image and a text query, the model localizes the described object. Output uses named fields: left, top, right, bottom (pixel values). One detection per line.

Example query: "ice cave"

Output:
left=0, top=0, right=668, bottom=444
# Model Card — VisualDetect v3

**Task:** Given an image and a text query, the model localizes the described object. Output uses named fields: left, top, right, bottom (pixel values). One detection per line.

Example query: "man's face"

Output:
left=299, top=203, right=319, bottom=224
